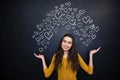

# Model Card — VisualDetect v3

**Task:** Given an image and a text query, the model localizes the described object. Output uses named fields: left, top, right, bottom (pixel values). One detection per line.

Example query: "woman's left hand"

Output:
left=90, top=47, right=101, bottom=55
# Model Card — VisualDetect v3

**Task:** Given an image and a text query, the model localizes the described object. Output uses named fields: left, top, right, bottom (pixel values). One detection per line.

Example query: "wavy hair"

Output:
left=54, top=33, right=79, bottom=72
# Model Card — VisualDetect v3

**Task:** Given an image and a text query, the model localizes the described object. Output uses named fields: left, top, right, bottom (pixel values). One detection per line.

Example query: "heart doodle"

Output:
left=77, top=22, right=83, bottom=27
left=91, top=34, right=96, bottom=39
left=79, top=9, right=86, bottom=14
left=68, top=19, right=76, bottom=25
left=82, top=16, right=90, bottom=23
left=46, top=24, right=51, bottom=30
left=44, top=31, right=53, bottom=40
left=55, top=11, right=63, bottom=19
left=65, top=25, right=71, bottom=30
left=86, top=38, right=92, bottom=43
left=39, top=47, right=44, bottom=52
left=41, top=39, right=46, bottom=46
left=54, top=27, right=58, bottom=34
left=94, top=26, right=99, bottom=32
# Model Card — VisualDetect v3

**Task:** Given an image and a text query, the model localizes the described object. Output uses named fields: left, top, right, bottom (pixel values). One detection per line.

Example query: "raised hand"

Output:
left=34, top=53, right=44, bottom=60
left=89, top=47, right=101, bottom=55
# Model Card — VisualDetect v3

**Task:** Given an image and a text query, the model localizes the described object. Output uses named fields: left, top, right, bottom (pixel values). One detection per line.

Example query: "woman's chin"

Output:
left=63, top=49, right=69, bottom=52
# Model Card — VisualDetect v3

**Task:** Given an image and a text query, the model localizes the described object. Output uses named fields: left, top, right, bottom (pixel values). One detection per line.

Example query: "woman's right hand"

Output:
left=34, top=53, right=44, bottom=60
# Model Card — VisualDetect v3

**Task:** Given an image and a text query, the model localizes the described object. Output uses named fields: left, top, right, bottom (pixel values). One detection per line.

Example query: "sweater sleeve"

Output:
left=78, top=53, right=93, bottom=75
left=43, top=54, right=56, bottom=77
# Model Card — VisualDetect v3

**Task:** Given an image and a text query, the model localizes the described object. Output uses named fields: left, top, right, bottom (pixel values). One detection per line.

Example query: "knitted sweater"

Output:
left=43, top=53, right=93, bottom=80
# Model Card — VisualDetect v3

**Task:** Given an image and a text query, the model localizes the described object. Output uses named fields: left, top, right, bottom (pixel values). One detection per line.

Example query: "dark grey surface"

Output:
left=1, top=0, right=119, bottom=80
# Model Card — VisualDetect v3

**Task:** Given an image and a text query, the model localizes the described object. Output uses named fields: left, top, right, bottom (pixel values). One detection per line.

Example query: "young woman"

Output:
left=34, top=33, right=101, bottom=80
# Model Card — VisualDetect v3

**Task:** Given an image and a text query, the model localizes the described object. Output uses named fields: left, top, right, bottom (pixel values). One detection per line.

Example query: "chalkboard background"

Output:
left=1, top=0, right=119, bottom=80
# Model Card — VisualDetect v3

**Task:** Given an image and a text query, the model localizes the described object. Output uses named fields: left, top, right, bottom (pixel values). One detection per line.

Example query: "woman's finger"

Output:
left=96, top=47, right=101, bottom=51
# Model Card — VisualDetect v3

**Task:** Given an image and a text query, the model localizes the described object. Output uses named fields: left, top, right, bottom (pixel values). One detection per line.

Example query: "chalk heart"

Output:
left=77, top=22, right=82, bottom=27
left=79, top=9, right=85, bottom=14
left=82, top=16, right=90, bottom=23
left=54, top=27, right=58, bottom=34
left=39, top=47, right=43, bottom=52
left=46, top=25, right=51, bottom=30
left=55, top=11, right=63, bottom=19
left=94, top=26, right=99, bottom=32
left=65, top=26, right=70, bottom=30
left=68, top=19, right=76, bottom=25
left=44, top=32, right=53, bottom=40
left=91, top=34, right=96, bottom=39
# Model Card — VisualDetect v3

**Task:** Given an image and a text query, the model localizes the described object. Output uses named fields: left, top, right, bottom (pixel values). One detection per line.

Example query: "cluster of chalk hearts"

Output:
left=32, top=2, right=100, bottom=52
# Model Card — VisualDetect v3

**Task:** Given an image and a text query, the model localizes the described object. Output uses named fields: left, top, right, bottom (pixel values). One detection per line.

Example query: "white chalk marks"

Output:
left=32, top=2, right=100, bottom=52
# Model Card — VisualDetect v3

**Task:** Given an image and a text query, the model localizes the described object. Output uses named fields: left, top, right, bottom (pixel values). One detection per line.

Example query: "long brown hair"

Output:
left=54, top=33, right=79, bottom=72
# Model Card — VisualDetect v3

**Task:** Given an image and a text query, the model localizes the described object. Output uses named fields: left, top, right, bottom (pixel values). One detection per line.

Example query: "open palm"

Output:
left=34, top=53, right=44, bottom=59
left=90, top=47, right=101, bottom=55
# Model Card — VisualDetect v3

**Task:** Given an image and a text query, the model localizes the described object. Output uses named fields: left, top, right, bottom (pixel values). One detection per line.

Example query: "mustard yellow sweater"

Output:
left=43, top=53, right=93, bottom=80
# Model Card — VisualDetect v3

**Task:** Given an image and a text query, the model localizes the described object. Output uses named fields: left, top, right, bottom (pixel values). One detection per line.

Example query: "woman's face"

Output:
left=61, top=36, right=72, bottom=52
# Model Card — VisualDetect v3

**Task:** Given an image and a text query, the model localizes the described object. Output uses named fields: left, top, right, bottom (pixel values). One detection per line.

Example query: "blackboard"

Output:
left=1, top=0, right=119, bottom=80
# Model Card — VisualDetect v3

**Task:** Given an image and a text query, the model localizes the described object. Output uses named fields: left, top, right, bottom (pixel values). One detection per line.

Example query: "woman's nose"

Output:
left=64, top=43, right=68, bottom=46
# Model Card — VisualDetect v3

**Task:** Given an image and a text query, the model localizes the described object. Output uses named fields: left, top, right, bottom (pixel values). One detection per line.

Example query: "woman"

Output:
left=34, top=33, right=101, bottom=80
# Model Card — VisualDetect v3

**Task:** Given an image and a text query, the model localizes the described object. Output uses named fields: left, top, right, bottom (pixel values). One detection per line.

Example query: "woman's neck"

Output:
left=63, top=51, right=69, bottom=58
